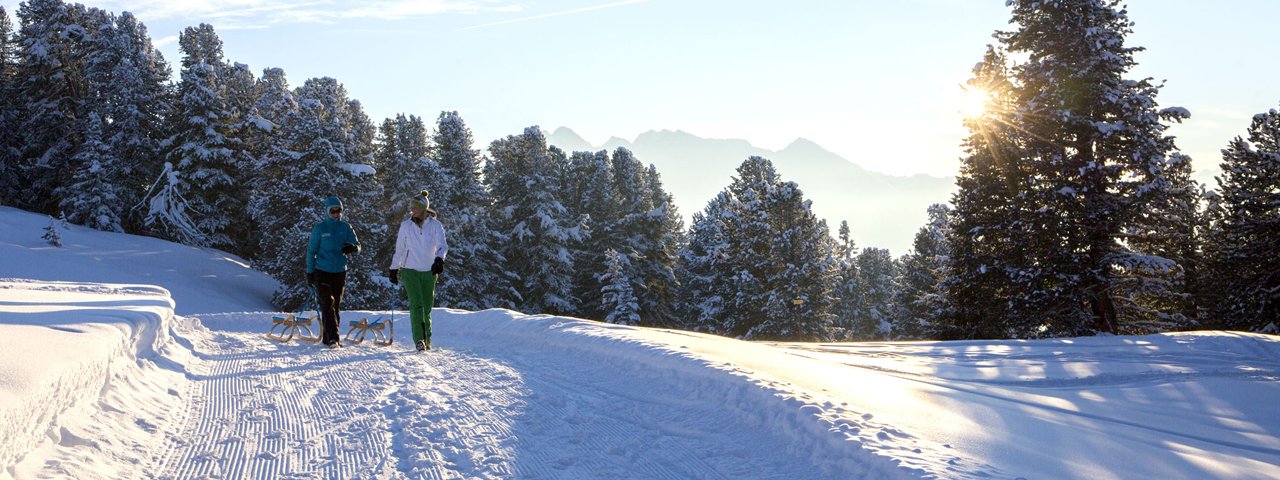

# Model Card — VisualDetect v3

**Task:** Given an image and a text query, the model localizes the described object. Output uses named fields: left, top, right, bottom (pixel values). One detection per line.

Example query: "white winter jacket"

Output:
left=390, top=216, right=448, bottom=271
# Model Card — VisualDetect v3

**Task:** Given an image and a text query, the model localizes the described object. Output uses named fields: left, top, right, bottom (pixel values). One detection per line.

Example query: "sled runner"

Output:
left=344, top=314, right=394, bottom=346
left=266, top=288, right=323, bottom=343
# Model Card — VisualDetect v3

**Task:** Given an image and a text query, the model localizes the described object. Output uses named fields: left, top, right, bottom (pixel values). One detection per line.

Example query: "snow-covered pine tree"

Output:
left=246, top=66, right=297, bottom=199
left=95, top=12, right=171, bottom=233
left=566, top=149, right=618, bottom=320
left=0, top=7, right=20, bottom=205
left=829, top=221, right=859, bottom=339
left=431, top=111, right=515, bottom=311
left=176, top=23, right=220, bottom=70
left=1211, top=105, right=1280, bottom=332
left=485, top=127, right=583, bottom=315
left=678, top=157, right=836, bottom=341
left=217, top=62, right=262, bottom=257
left=676, top=192, right=732, bottom=334
left=13, top=0, right=94, bottom=215
left=143, top=24, right=242, bottom=248
left=750, top=179, right=838, bottom=341
left=601, top=248, right=641, bottom=325
left=244, top=66, right=296, bottom=264
left=850, top=247, right=896, bottom=340
left=60, top=112, right=125, bottom=232
left=42, top=215, right=62, bottom=247
left=1114, top=151, right=1201, bottom=334
left=252, top=67, right=297, bottom=136
left=374, top=114, right=434, bottom=216
left=944, top=46, right=1030, bottom=339
left=633, top=163, right=683, bottom=326
left=889, top=204, right=951, bottom=340
left=986, top=0, right=1190, bottom=336
left=600, top=149, right=685, bottom=327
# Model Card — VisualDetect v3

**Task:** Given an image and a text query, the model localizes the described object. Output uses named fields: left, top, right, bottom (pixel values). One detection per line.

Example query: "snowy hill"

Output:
left=547, top=127, right=957, bottom=254
left=1, top=206, right=1279, bottom=479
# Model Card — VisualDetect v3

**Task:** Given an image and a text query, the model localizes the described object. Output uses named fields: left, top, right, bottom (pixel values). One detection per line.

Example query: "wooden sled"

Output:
left=266, top=312, right=323, bottom=343
left=344, top=315, right=394, bottom=346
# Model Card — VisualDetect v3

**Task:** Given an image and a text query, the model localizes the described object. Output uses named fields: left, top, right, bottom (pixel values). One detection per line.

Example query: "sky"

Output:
left=2, top=0, right=1278, bottom=181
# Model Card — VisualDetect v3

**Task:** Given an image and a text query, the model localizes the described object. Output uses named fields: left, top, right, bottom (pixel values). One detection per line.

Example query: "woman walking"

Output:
left=307, top=196, right=361, bottom=348
left=389, top=190, right=448, bottom=352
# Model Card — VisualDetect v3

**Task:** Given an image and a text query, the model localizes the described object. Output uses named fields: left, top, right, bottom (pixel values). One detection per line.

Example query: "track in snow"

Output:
left=152, top=312, right=870, bottom=479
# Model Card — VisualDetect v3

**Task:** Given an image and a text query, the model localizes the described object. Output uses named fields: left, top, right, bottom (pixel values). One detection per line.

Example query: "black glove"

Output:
left=306, top=271, right=316, bottom=286
left=342, top=243, right=358, bottom=255
left=389, top=269, right=399, bottom=285
left=431, top=257, right=445, bottom=275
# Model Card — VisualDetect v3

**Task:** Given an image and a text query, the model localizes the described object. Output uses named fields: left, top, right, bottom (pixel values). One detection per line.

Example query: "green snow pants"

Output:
left=402, top=268, right=436, bottom=343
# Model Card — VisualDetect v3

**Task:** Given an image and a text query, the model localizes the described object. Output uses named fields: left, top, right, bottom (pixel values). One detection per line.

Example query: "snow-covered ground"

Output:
left=2, top=206, right=1278, bottom=479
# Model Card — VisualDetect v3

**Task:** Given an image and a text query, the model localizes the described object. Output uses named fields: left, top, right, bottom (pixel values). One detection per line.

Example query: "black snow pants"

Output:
left=314, top=270, right=347, bottom=345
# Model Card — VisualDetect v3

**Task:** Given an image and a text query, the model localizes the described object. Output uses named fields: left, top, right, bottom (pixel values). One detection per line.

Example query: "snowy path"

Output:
left=152, top=311, right=900, bottom=480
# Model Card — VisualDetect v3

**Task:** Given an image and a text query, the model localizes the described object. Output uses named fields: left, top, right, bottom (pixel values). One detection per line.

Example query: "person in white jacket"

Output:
left=389, top=190, right=448, bottom=352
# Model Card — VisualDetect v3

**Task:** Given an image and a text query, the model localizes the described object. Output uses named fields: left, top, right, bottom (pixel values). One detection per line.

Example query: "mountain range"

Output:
left=547, top=127, right=957, bottom=255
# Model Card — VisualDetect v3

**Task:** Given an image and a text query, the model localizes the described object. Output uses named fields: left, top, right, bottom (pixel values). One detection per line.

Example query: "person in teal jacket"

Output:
left=307, top=196, right=360, bottom=347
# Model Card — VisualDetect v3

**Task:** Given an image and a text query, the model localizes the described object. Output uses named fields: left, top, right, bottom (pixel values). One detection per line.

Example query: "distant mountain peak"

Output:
left=782, top=137, right=825, bottom=152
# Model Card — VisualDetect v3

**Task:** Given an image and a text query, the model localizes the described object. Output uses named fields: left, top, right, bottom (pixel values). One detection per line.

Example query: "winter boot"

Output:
left=415, top=340, right=427, bottom=352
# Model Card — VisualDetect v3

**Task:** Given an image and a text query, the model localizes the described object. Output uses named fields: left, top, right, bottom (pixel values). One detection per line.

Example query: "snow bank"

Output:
left=0, top=206, right=276, bottom=315
left=0, top=280, right=190, bottom=479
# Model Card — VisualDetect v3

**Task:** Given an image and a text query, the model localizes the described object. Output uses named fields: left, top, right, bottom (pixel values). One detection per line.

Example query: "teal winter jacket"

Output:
left=307, top=197, right=361, bottom=274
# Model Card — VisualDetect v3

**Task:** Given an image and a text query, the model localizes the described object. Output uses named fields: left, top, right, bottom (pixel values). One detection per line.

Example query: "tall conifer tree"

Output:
left=678, top=157, right=836, bottom=341
left=485, top=127, right=583, bottom=314
left=1212, top=105, right=1280, bottom=332
left=891, top=204, right=951, bottom=340
left=947, top=2, right=1191, bottom=338
left=430, top=111, right=515, bottom=310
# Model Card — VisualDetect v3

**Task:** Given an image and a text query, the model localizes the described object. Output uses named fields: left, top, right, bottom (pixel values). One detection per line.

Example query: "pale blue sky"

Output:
left=4, top=0, right=1278, bottom=180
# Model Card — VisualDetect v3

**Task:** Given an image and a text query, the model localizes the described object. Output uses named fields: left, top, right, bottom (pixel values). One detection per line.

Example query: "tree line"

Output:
left=1, top=0, right=1275, bottom=340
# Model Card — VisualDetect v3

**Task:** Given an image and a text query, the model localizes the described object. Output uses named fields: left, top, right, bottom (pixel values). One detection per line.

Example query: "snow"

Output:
left=338, top=163, right=376, bottom=176
left=2, top=205, right=1279, bottom=479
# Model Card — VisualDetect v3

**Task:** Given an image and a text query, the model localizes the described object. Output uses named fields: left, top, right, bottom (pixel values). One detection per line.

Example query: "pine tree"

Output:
left=13, top=0, right=93, bottom=214
left=830, top=221, right=859, bottom=340
left=752, top=179, right=838, bottom=340
left=217, top=62, right=262, bottom=256
left=60, top=112, right=125, bottom=232
left=176, top=23, right=221, bottom=70
left=42, top=215, right=63, bottom=247
left=0, top=7, right=21, bottom=205
left=76, top=10, right=170, bottom=233
left=429, top=111, right=515, bottom=310
left=890, top=204, right=951, bottom=340
left=676, top=192, right=733, bottom=334
left=946, top=2, right=1191, bottom=338
left=566, top=149, right=618, bottom=319
left=1212, top=105, right=1280, bottom=332
left=141, top=24, right=242, bottom=248
left=850, top=247, right=896, bottom=340
left=601, top=249, right=641, bottom=325
left=944, top=46, right=1029, bottom=339
left=678, top=157, right=836, bottom=341
left=1114, top=151, right=1201, bottom=333
left=485, top=127, right=583, bottom=315
left=633, top=163, right=684, bottom=326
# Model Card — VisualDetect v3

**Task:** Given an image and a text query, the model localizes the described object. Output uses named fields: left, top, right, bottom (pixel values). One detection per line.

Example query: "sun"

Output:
left=959, top=86, right=991, bottom=118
